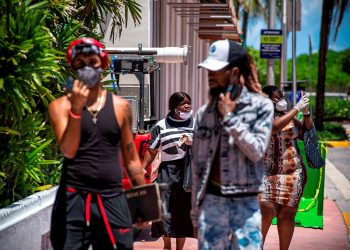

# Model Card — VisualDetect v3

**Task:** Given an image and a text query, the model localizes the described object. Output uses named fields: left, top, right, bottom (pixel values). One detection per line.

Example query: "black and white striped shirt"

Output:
left=149, top=116, right=195, bottom=162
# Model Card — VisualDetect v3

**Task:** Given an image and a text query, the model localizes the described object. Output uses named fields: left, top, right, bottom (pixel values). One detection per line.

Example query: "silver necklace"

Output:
left=86, top=91, right=104, bottom=125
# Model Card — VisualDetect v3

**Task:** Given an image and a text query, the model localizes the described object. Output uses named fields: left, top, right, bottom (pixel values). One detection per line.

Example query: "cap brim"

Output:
left=198, top=59, right=229, bottom=71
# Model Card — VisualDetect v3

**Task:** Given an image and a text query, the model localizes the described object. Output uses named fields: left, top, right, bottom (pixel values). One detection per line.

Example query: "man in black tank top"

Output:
left=48, top=38, right=145, bottom=250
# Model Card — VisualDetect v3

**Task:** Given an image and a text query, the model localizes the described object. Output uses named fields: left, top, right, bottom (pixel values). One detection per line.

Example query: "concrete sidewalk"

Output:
left=264, top=199, right=349, bottom=250
left=134, top=199, right=349, bottom=250
left=134, top=151, right=350, bottom=250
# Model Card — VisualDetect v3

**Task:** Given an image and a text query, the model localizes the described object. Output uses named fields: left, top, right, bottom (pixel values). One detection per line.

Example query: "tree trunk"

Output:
left=316, top=0, right=334, bottom=130
left=235, top=2, right=240, bottom=20
left=242, top=10, right=249, bottom=43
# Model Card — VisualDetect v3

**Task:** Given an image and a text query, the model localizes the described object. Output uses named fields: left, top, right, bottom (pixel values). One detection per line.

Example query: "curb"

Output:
left=326, top=141, right=350, bottom=147
left=326, top=159, right=350, bottom=240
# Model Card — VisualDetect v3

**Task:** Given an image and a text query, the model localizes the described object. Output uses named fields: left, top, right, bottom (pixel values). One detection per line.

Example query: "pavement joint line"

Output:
left=326, top=159, right=350, bottom=200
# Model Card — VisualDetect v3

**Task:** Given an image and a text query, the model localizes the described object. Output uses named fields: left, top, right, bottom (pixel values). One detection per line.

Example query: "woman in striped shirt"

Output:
left=142, top=91, right=194, bottom=250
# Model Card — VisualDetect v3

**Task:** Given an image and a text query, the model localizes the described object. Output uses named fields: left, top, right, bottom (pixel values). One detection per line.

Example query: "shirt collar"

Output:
left=236, top=85, right=252, bottom=104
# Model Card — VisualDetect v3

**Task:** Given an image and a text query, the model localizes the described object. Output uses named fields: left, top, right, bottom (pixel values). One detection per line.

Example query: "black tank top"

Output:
left=63, top=91, right=123, bottom=193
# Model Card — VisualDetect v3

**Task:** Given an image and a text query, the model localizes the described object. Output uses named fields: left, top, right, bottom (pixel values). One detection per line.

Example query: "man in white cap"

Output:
left=191, top=39, right=274, bottom=249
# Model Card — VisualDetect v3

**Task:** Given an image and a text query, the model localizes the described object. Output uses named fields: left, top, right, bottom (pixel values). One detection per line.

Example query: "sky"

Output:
left=246, top=0, right=350, bottom=58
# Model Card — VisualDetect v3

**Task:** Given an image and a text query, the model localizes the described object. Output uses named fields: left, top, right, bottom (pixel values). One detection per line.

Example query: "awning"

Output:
left=167, top=0, right=242, bottom=42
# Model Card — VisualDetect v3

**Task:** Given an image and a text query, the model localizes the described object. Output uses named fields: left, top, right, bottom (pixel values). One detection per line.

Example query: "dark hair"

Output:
left=262, top=85, right=280, bottom=99
left=227, top=53, right=258, bottom=93
left=168, top=92, right=191, bottom=116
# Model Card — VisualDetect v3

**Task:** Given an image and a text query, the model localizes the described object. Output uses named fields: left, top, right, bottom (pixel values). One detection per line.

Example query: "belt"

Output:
left=67, top=187, right=118, bottom=249
left=207, top=179, right=259, bottom=198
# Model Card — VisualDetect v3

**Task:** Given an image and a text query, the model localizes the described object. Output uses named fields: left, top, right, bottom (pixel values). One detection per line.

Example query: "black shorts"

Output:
left=50, top=186, right=133, bottom=250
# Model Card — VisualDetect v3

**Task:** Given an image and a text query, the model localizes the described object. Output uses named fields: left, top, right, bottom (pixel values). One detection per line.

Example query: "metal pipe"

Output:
left=105, top=46, right=189, bottom=64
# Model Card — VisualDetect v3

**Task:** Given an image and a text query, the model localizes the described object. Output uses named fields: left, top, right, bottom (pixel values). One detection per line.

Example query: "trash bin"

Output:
left=272, top=141, right=327, bottom=229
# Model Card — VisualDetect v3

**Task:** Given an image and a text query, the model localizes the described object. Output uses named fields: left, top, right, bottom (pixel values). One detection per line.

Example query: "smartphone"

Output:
left=225, top=83, right=241, bottom=101
left=63, top=76, right=74, bottom=92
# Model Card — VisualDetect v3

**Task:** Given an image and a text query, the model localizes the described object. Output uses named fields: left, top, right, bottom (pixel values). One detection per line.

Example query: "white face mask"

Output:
left=175, top=109, right=193, bottom=120
left=275, top=99, right=288, bottom=112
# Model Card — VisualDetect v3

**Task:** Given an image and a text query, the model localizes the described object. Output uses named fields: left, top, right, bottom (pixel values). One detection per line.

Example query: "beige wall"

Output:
left=102, top=0, right=210, bottom=122
left=152, top=0, right=210, bottom=119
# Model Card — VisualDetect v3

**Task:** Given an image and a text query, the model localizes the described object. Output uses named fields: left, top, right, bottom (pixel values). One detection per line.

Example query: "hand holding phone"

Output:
left=217, top=85, right=240, bottom=118
left=63, top=76, right=74, bottom=92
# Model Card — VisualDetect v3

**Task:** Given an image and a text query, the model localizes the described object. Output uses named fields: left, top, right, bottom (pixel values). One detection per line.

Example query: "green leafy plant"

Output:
left=310, top=98, right=350, bottom=121
left=0, top=0, right=142, bottom=207
left=0, top=112, right=61, bottom=207
left=316, top=122, right=348, bottom=141
left=0, top=0, right=60, bottom=122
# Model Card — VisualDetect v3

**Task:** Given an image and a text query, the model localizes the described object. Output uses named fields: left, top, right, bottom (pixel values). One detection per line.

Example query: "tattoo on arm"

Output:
left=126, top=142, right=135, bottom=160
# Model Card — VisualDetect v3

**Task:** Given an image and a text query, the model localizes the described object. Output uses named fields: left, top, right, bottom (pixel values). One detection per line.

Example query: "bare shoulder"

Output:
left=112, top=94, right=130, bottom=108
left=48, top=96, right=70, bottom=117
left=112, top=94, right=132, bottom=115
left=112, top=94, right=132, bottom=127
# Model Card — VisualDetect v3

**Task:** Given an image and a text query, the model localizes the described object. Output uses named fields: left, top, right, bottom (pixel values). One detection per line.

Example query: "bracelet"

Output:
left=69, top=109, right=82, bottom=119
left=303, top=112, right=311, bottom=117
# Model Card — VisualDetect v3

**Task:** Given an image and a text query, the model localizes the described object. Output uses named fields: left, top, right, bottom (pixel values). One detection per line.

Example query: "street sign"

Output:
left=260, top=29, right=283, bottom=59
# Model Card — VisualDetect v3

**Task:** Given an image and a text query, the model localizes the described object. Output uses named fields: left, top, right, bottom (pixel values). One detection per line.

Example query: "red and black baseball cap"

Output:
left=66, top=37, right=109, bottom=69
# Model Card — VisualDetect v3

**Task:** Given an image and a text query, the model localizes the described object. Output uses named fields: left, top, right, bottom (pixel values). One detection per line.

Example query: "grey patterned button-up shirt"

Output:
left=191, top=86, right=274, bottom=227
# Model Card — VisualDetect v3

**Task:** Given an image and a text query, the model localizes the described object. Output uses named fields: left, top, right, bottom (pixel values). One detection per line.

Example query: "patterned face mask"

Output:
left=76, top=66, right=102, bottom=88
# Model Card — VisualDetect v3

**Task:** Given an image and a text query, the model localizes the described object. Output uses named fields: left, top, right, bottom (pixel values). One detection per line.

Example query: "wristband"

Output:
left=69, top=109, right=82, bottom=119
left=303, top=112, right=311, bottom=117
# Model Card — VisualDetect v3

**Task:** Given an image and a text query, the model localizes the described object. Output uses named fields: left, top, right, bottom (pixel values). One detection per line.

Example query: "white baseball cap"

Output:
left=198, top=39, right=247, bottom=71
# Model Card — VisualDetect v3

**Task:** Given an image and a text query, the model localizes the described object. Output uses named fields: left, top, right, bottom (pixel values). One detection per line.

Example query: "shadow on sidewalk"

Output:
left=134, top=226, right=159, bottom=242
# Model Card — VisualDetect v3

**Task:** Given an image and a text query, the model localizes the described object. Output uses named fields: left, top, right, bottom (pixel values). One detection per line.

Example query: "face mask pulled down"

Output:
left=76, top=66, right=102, bottom=88
left=175, top=109, right=193, bottom=120
left=275, top=99, right=288, bottom=112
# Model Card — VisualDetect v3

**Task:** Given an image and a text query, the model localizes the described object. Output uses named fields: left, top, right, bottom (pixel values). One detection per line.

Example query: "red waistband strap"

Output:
left=85, top=193, right=91, bottom=227
left=97, top=194, right=117, bottom=249
left=66, top=187, right=77, bottom=193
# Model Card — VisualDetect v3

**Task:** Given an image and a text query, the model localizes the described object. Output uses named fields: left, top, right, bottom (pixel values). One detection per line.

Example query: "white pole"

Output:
left=280, top=0, right=288, bottom=89
left=292, top=0, right=297, bottom=106
left=266, top=0, right=276, bottom=85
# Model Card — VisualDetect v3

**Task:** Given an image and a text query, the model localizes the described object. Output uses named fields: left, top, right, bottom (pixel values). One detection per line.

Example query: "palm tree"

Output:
left=315, top=0, right=349, bottom=130
left=232, top=0, right=267, bottom=43
left=240, top=0, right=267, bottom=43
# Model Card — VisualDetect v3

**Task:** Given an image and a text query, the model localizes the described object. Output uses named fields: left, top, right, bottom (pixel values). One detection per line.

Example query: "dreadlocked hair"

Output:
left=228, top=54, right=259, bottom=93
